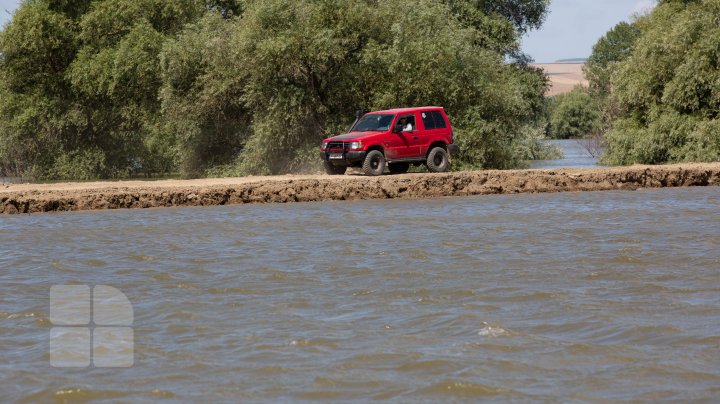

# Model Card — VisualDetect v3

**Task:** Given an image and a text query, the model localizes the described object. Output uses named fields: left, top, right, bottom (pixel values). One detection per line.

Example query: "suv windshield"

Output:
left=351, top=114, right=395, bottom=132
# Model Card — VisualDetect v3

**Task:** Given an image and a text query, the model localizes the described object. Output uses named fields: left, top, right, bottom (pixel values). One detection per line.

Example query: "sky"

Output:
left=522, top=0, right=657, bottom=62
left=0, top=0, right=18, bottom=27
left=1, top=0, right=656, bottom=63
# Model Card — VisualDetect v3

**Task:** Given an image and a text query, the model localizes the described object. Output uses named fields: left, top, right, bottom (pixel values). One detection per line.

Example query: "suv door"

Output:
left=419, top=110, right=450, bottom=155
left=385, top=113, right=419, bottom=159
left=406, top=111, right=426, bottom=158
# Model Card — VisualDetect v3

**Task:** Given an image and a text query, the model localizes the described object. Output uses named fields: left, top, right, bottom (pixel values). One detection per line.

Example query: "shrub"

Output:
left=548, top=87, right=601, bottom=139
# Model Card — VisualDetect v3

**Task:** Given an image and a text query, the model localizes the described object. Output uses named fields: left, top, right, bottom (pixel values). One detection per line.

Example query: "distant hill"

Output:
left=555, top=58, right=588, bottom=63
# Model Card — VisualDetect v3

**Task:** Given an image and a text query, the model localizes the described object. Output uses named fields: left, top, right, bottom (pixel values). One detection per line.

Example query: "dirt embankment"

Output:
left=1, top=163, right=719, bottom=214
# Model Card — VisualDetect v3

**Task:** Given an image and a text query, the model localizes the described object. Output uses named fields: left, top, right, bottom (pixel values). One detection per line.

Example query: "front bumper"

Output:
left=320, top=150, right=367, bottom=165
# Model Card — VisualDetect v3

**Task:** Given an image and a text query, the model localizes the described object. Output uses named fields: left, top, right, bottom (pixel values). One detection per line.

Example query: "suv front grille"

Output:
left=327, top=142, right=347, bottom=151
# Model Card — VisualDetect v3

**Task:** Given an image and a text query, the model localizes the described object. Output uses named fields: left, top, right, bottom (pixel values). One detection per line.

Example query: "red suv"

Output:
left=320, top=107, right=460, bottom=176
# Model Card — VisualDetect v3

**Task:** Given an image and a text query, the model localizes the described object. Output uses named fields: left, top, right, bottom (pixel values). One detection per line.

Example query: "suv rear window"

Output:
left=421, top=111, right=447, bottom=130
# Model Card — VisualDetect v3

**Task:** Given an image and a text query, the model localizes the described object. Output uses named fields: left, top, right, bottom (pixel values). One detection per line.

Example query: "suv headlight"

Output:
left=321, top=142, right=328, bottom=151
left=349, top=142, right=363, bottom=150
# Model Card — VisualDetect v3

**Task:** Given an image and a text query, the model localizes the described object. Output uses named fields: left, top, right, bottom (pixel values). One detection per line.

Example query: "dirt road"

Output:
left=2, top=163, right=719, bottom=214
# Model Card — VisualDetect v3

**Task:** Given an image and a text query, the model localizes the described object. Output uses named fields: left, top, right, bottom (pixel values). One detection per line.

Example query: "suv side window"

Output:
left=421, top=111, right=436, bottom=130
left=421, top=110, right=447, bottom=130
left=431, top=111, right=447, bottom=129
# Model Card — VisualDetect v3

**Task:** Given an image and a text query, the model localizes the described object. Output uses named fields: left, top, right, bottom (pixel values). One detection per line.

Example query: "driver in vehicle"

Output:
left=399, top=116, right=414, bottom=132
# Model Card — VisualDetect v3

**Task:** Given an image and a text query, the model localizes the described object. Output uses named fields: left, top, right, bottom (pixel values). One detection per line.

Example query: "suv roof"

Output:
left=370, top=106, right=445, bottom=115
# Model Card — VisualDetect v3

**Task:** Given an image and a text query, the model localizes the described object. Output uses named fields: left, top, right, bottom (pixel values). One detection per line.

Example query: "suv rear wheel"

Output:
left=362, top=150, right=386, bottom=176
left=426, top=147, right=449, bottom=173
left=388, top=162, right=410, bottom=174
left=323, top=162, right=347, bottom=175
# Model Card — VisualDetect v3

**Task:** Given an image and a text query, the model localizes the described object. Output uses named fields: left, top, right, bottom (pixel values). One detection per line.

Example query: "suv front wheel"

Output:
left=426, top=147, right=449, bottom=173
left=362, top=150, right=386, bottom=176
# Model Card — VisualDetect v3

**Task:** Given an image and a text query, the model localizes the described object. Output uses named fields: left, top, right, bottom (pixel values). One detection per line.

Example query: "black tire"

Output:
left=426, top=146, right=449, bottom=173
left=362, top=150, right=386, bottom=176
left=323, top=161, right=347, bottom=175
left=388, top=162, right=410, bottom=174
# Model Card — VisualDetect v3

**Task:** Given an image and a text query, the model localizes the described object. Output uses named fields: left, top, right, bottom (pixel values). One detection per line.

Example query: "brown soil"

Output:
left=532, top=63, right=588, bottom=96
left=2, top=163, right=719, bottom=215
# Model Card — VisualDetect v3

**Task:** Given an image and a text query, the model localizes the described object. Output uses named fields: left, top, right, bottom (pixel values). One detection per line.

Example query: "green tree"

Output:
left=444, top=0, right=549, bottom=35
left=0, top=1, right=79, bottom=177
left=0, top=0, right=209, bottom=179
left=205, top=0, right=244, bottom=17
left=1, top=0, right=552, bottom=179
left=548, top=87, right=601, bottom=139
left=482, top=0, right=550, bottom=34
left=583, top=21, right=640, bottom=99
left=603, top=0, right=720, bottom=165
left=162, top=0, right=552, bottom=176
left=443, top=0, right=549, bottom=58
left=160, top=13, right=250, bottom=177
left=582, top=20, right=641, bottom=150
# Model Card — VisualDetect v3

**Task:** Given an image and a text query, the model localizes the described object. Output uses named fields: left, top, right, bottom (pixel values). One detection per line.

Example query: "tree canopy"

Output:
left=548, top=87, right=601, bottom=139
left=602, top=0, right=720, bottom=165
left=482, top=0, right=550, bottom=34
left=0, top=0, right=551, bottom=179
left=583, top=21, right=640, bottom=99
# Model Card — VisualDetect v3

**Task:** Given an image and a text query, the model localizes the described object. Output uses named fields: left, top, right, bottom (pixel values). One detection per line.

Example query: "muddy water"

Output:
left=1, top=187, right=719, bottom=402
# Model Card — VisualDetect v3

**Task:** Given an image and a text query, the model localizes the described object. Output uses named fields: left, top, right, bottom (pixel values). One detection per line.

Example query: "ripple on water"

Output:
left=413, top=380, right=516, bottom=398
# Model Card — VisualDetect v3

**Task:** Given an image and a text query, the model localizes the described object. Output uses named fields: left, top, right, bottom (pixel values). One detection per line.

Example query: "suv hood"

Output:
left=327, top=131, right=383, bottom=141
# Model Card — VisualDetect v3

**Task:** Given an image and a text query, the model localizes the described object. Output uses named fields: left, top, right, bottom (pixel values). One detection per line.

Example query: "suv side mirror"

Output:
left=392, top=124, right=403, bottom=134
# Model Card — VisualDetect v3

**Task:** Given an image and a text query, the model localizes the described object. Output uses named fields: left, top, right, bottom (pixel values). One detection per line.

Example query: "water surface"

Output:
left=531, top=139, right=601, bottom=169
left=1, top=187, right=719, bottom=401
